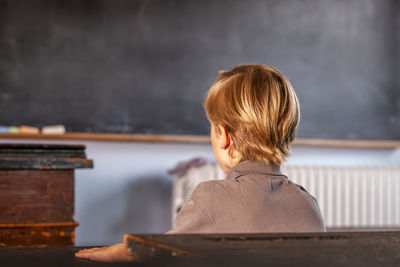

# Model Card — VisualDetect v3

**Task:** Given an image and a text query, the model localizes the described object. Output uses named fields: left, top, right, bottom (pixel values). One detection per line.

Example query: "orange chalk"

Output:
left=19, top=125, right=40, bottom=134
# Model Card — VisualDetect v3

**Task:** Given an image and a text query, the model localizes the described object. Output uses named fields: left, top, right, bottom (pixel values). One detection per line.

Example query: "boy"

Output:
left=76, top=64, right=325, bottom=262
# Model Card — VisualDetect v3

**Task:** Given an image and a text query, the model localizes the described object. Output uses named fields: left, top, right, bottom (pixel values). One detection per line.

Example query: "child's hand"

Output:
left=75, top=243, right=136, bottom=262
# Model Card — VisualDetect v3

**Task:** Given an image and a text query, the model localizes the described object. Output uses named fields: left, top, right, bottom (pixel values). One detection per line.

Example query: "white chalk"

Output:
left=41, top=125, right=66, bottom=135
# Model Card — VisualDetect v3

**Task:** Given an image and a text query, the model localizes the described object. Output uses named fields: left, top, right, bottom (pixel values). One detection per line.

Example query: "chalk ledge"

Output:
left=0, top=133, right=399, bottom=149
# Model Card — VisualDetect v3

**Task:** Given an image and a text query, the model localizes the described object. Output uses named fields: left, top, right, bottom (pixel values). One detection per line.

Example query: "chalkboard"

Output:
left=0, top=0, right=399, bottom=140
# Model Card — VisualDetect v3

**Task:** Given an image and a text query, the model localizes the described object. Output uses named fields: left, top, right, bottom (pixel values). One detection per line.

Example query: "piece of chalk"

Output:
left=8, top=126, right=19, bottom=133
left=19, top=125, right=40, bottom=134
left=0, top=126, right=9, bottom=133
left=41, top=125, right=66, bottom=135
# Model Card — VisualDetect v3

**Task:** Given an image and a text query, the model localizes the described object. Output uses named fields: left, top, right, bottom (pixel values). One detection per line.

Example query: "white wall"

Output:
left=287, top=146, right=400, bottom=166
left=1, top=138, right=399, bottom=245
left=74, top=141, right=215, bottom=245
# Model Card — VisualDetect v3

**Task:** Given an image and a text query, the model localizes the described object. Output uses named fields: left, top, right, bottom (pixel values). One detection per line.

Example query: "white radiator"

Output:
left=171, top=161, right=400, bottom=229
left=283, top=165, right=400, bottom=229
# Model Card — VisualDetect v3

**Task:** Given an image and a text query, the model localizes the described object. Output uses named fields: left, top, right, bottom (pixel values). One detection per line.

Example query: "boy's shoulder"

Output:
left=192, top=179, right=228, bottom=194
left=190, top=176, right=319, bottom=206
left=189, top=179, right=232, bottom=203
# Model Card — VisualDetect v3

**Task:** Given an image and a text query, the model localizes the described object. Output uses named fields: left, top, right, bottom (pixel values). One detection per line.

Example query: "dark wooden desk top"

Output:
left=1, top=231, right=400, bottom=266
left=0, top=143, right=93, bottom=170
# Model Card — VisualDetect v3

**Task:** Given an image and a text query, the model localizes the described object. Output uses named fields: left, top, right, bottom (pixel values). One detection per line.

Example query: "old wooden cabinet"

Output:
left=0, top=144, right=93, bottom=247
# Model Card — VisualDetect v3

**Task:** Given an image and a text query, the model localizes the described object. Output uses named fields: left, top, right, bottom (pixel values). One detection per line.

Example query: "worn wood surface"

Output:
left=0, top=170, right=74, bottom=224
left=0, top=170, right=77, bottom=247
left=0, top=232, right=399, bottom=266
left=0, top=143, right=87, bottom=151
left=0, top=144, right=93, bottom=247
left=0, top=225, right=77, bottom=248
left=124, top=232, right=400, bottom=266
left=0, top=143, right=87, bottom=158
left=0, top=158, right=93, bottom=170
left=0, top=144, right=93, bottom=170
left=0, top=246, right=113, bottom=267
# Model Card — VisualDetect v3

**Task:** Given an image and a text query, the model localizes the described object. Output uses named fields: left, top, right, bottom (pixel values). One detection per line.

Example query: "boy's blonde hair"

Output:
left=204, top=64, right=300, bottom=165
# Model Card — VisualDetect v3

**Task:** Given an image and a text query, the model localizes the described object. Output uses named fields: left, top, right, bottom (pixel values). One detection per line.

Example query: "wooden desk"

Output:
left=0, top=232, right=399, bottom=266
left=0, top=144, right=93, bottom=247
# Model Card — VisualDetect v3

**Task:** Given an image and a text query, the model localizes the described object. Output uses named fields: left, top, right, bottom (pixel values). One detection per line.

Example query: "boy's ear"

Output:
left=216, top=124, right=231, bottom=149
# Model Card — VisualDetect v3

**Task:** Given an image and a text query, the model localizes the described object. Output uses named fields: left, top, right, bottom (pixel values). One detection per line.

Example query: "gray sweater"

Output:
left=167, top=160, right=325, bottom=233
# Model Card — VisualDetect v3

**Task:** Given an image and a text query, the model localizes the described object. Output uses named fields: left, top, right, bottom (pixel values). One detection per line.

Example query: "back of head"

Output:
left=204, top=64, right=300, bottom=165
